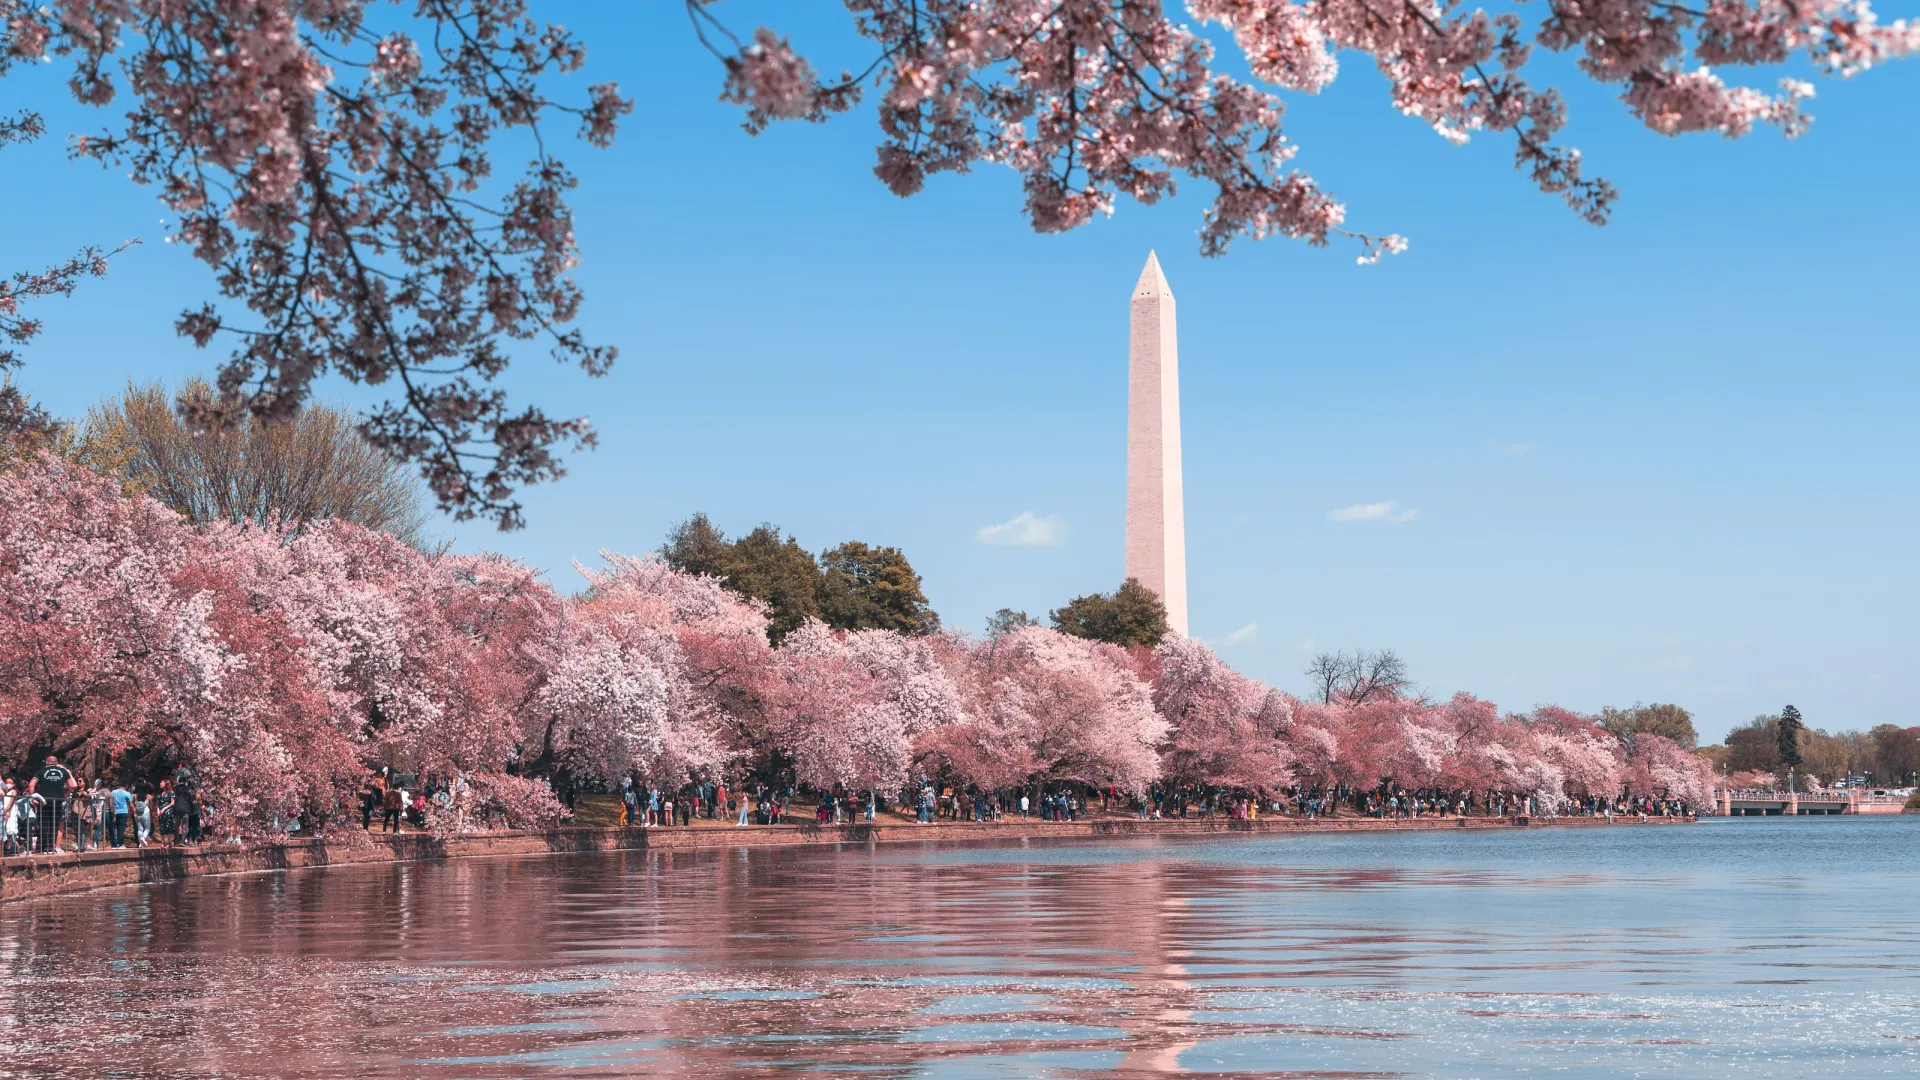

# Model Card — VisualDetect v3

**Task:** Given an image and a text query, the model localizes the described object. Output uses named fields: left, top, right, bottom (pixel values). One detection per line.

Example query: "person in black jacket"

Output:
left=35, top=754, right=74, bottom=853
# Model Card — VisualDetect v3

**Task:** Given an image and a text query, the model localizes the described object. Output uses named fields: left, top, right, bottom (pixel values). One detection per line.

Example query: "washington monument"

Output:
left=1126, top=252, right=1188, bottom=637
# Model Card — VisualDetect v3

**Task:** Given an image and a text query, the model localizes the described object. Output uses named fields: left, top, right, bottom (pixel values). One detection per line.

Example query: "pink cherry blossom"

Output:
left=0, top=454, right=1728, bottom=828
left=696, top=0, right=1916, bottom=258
left=941, top=626, right=1168, bottom=794
left=1152, top=636, right=1295, bottom=791
left=1621, top=732, right=1718, bottom=805
left=7, top=0, right=1915, bottom=532
left=2, top=0, right=633, bottom=527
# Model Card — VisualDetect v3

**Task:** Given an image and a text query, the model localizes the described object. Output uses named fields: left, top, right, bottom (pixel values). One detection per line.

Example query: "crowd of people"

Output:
left=1127, top=783, right=1693, bottom=822
left=3, top=753, right=206, bottom=856
left=598, top=777, right=1698, bottom=832
left=355, top=769, right=443, bottom=834
left=0, top=756, right=1699, bottom=859
left=3, top=757, right=466, bottom=855
left=618, top=776, right=740, bottom=826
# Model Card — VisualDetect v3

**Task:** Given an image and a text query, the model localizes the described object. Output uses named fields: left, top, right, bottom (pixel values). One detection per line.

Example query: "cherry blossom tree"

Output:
left=1519, top=704, right=1622, bottom=798
left=1621, top=731, right=1717, bottom=805
left=540, top=554, right=752, bottom=789
left=437, top=550, right=566, bottom=758
left=1152, top=636, right=1294, bottom=790
left=1426, top=692, right=1507, bottom=791
left=0, top=453, right=198, bottom=765
left=170, top=520, right=367, bottom=829
left=233, top=520, right=569, bottom=828
left=915, top=631, right=1047, bottom=790
left=2, top=0, right=632, bottom=527
left=540, top=620, right=730, bottom=788
left=947, top=625, right=1167, bottom=793
left=698, top=0, right=1916, bottom=259
left=0, top=454, right=465, bottom=833
left=1, top=452, right=1729, bottom=832
left=567, top=550, right=776, bottom=779
left=1289, top=695, right=1406, bottom=789
left=749, top=620, right=965, bottom=793
left=771, top=621, right=923, bottom=792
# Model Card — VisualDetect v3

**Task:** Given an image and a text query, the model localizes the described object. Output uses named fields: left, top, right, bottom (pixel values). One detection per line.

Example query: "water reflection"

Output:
left=4, top=818, right=1918, bottom=1078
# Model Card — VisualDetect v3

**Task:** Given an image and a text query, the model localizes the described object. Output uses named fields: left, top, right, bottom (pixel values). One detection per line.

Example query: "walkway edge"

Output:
left=1, top=814, right=1694, bottom=904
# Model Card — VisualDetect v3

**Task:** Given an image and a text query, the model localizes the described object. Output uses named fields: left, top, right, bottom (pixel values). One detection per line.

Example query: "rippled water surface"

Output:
left=5, top=817, right=1918, bottom=1078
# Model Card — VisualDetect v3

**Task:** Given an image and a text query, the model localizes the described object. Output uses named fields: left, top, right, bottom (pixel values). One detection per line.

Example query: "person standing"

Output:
left=89, top=780, right=110, bottom=851
left=183, top=784, right=202, bottom=844
left=109, top=781, right=133, bottom=848
left=382, top=783, right=405, bottom=833
left=360, top=774, right=382, bottom=831
left=134, top=787, right=153, bottom=847
left=168, top=764, right=202, bottom=844
left=35, top=754, right=74, bottom=853
left=71, top=784, right=94, bottom=852
left=156, top=780, right=178, bottom=846
left=1, top=777, right=17, bottom=856
left=18, top=790, right=42, bottom=852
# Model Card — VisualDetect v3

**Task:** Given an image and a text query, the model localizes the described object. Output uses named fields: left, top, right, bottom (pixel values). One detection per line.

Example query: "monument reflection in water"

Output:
left=6, top=818, right=1918, bottom=1078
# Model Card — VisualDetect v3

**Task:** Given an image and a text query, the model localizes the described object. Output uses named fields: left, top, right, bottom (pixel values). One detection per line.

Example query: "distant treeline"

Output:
left=1700, top=706, right=1918, bottom=788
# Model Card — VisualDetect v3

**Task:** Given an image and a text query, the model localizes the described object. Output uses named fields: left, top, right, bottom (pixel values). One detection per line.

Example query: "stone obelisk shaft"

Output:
left=1126, top=252, right=1188, bottom=636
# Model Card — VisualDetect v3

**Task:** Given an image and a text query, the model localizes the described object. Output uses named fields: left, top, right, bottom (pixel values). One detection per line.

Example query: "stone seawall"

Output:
left=0, top=813, right=1693, bottom=904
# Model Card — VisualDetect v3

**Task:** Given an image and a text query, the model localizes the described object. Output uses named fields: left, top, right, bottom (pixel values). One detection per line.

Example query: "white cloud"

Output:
left=1328, top=501, right=1418, bottom=524
left=1298, top=637, right=1317, bottom=652
left=1224, top=622, right=1259, bottom=646
left=976, top=511, right=1066, bottom=547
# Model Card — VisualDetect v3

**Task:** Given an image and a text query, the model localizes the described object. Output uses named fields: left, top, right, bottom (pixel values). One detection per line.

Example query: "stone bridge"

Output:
left=1718, top=789, right=1909, bottom=815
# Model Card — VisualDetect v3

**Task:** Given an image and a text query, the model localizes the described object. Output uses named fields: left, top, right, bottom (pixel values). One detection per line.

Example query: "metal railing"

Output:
left=3, top=797, right=172, bottom=856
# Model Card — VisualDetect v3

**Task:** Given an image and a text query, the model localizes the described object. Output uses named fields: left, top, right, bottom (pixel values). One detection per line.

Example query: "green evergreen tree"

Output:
left=659, top=512, right=730, bottom=579
left=726, top=525, right=824, bottom=643
left=1049, top=577, right=1170, bottom=647
left=1777, top=704, right=1805, bottom=769
left=816, top=541, right=940, bottom=635
left=662, top=517, right=943, bottom=643
left=660, top=515, right=821, bottom=643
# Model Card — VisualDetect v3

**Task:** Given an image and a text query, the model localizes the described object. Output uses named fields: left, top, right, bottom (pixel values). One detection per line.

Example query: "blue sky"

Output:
left=6, top=3, right=1917, bottom=744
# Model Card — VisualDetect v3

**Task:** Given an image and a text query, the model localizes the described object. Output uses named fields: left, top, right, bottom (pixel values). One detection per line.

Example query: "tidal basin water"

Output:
left=5, top=817, right=1918, bottom=1078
